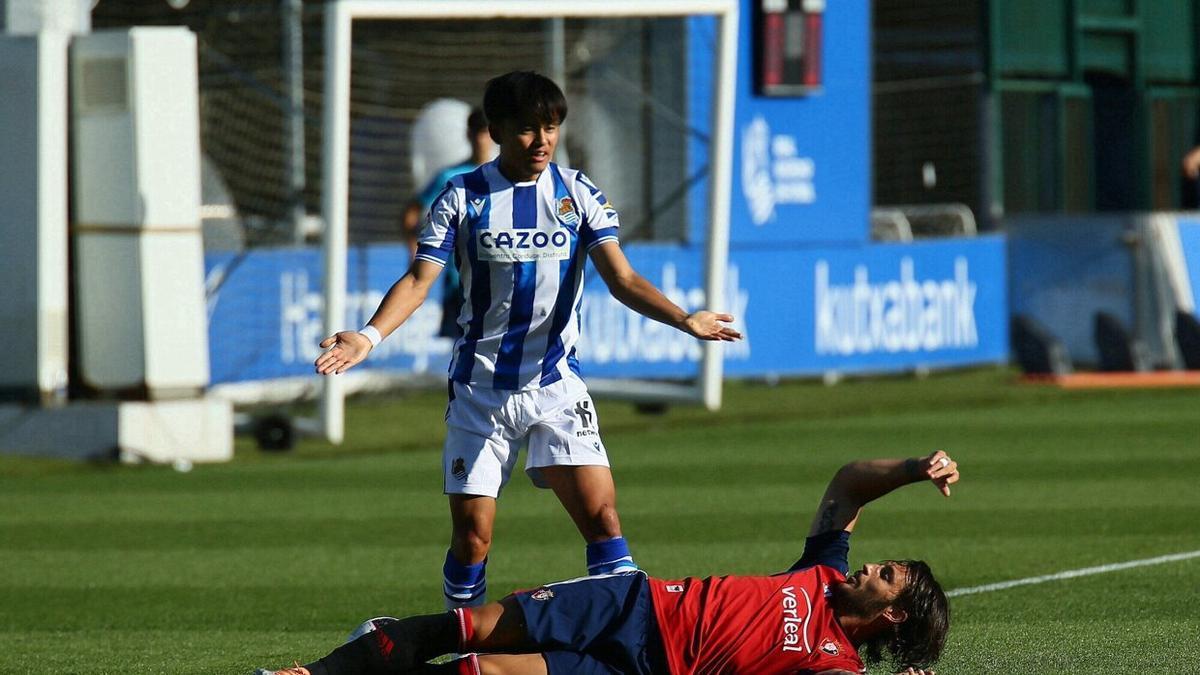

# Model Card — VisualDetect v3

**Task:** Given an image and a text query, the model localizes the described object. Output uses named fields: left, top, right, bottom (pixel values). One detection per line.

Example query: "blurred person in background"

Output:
left=402, top=107, right=494, bottom=338
left=1181, top=120, right=1200, bottom=209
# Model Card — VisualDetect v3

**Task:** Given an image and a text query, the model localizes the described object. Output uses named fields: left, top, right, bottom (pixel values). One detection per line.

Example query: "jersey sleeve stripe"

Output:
left=585, top=232, right=619, bottom=252
left=415, top=244, right=452, bottom=264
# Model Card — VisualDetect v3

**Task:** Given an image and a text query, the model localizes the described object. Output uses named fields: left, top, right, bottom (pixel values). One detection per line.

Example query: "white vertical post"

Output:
left=700, top=3, right=738, bottom=410
left=0, top=33, right=70, bottom=403
left=319, top=1, right=351, bottom=443
left=319, top=0, right=738, bottom=429
left=544, top=17, right=569, bottom=167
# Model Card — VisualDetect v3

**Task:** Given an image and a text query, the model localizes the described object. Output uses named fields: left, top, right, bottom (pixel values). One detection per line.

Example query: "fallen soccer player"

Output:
left=254, top=451, right=959, bottom=675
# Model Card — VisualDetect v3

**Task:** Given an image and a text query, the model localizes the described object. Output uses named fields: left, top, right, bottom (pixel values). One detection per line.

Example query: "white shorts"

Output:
left=443, top=373, right=610, bottom=498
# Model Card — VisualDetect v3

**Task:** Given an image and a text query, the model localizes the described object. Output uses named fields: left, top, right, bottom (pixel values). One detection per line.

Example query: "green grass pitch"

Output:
left=2, top=368, right=1198, bottom=674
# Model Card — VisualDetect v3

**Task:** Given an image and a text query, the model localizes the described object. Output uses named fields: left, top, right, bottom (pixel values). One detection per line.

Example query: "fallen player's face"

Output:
left=495, top=116, right=560, bottom=181
left=833, top=561, right=910, bottom=618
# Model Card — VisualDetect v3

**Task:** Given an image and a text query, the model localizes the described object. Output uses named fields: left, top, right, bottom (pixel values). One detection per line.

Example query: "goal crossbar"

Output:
left=320, top=0, right=739, bottom=443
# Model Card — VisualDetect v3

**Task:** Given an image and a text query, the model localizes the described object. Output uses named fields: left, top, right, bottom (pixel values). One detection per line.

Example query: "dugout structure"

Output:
left=318, top=0, right=739, bottom=443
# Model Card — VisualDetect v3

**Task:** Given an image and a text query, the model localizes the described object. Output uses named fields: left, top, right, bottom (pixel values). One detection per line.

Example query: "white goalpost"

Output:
left=319, top=0, right=739, bottom=443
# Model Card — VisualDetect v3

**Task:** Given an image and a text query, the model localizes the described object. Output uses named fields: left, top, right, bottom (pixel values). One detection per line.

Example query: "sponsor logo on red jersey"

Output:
left=780, top=585, right=812, bottom=653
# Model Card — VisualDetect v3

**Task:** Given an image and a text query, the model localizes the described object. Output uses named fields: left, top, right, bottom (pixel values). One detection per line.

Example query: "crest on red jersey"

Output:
left=819, top=639, right=840, bottom=656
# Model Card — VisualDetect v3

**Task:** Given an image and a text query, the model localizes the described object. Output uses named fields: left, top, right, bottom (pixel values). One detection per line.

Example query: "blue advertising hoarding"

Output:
left=204, top=236, right=1007, bottom=385
left=1179, top=217, right=1200, bottom=316
left=689, top=2, right=870, bottom=246
left=203, top=0, right=1008, bottom=388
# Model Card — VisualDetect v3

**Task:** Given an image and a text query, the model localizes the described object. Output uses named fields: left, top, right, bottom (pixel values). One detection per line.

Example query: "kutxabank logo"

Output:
left=815, top=257, right=978, bottom=356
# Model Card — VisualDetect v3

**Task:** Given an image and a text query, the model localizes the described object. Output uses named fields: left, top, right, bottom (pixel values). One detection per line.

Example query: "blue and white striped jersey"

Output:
left=415, top=159, right=620, bottom=390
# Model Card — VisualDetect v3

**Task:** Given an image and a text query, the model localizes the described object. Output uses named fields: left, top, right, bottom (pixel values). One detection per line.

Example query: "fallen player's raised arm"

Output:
left=808, top=451, right=960, bottom=537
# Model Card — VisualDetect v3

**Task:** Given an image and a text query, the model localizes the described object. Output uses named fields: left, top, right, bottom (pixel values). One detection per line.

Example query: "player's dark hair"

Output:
left=860, top=559, right=950, bottom=670
left=466, top=107, right=488, bottom=133
left=482, top=71, right=568, bottom=130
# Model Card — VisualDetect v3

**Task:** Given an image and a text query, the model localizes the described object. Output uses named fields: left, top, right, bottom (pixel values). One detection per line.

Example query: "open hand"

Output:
left=682, top=311, right=743, bottom=341
left=314, top=331, right=373, bottom=375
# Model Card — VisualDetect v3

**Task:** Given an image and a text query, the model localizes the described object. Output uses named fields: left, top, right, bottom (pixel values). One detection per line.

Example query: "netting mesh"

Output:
left=872, top=0, right=986, bottom=220
left=91, top=1, right=709, bottom=250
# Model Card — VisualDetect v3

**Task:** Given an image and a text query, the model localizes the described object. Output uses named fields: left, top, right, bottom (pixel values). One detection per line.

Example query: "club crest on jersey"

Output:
left=530, top=588, right=554, bottom=601
left=819, top=639, right=840, bottom=656
left=556, top=196, right=580, bottom=225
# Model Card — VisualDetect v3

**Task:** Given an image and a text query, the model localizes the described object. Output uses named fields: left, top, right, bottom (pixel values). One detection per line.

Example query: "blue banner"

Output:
left=689, top=2, right=871, bottom=246
left=205, top=236, right=1008, bottom=385
left=1179, top=217, right=1200, bottom=316
left=205, top=246, right=453, bottom=385
left=1006, top=217, right=1136, bottom=365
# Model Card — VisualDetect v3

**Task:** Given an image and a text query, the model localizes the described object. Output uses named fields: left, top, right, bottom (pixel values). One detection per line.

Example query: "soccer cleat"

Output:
left=250, top=665, right=308, bottom=675
left=346, top=615, right=399, bottom=643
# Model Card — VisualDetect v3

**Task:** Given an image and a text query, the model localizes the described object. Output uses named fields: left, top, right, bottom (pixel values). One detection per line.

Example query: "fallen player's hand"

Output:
left=894, top=668, right=935, bottom=675
left=920, top=450, right=960, bottom=497
left=314, top=331, right=373, bottom=375
left=682, top=311, right=743, bottom=341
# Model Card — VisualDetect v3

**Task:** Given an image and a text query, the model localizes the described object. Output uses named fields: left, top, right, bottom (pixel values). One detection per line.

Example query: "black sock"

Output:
left=304, top=613, right=458, bottom=675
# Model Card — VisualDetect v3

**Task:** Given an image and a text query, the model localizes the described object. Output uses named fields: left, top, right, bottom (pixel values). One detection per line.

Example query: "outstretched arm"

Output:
left=589, top=242, right=742, bottom=341
left=314, top=259, right=443, bottom=375
left=808, top=451, right=960, bottom=537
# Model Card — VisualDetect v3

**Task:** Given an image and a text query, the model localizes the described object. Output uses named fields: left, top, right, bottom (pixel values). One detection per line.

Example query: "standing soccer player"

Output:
left=315, top=71, right=742, bottom=609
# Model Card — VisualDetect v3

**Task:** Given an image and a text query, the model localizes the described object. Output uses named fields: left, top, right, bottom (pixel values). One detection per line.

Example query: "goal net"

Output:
left=94, top=0, right=738, bottom=444
left=319, top=1, right=738, bottom=442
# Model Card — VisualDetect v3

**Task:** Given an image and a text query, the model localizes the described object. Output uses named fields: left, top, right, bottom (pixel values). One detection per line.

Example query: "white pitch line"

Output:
left=947, top=549, right=1200, bottom=598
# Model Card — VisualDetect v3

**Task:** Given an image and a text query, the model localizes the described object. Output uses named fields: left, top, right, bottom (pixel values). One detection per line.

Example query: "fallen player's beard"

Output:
left=829, top=584, right=892, bottom=621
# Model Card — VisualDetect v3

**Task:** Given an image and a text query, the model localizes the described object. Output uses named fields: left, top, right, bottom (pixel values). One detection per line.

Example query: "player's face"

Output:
left=833, top=561, right=910, bottom=619
left=494, top=116, right=559, bottom=183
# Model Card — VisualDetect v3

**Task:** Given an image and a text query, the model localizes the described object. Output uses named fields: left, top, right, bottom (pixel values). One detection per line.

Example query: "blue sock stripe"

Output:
left=443, top=550, right=487, bottom=586
left=587, top=555, right=635, bottom=572
left=586, top=537, right=631, bottom=565
left=586, top=538, right=637, bottom=575
left=444, top=571, right=484, bottom=588
left=444, top=584, right=487, bottom=601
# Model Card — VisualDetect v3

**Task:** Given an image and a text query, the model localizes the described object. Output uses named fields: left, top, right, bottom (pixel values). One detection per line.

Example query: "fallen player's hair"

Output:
left=861, top=559, right=950, bottom=670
